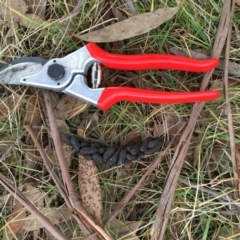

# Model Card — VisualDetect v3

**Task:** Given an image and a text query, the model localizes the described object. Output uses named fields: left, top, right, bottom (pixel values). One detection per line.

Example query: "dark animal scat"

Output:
left=144, top=139, right=163, bottom=155
left=85, top=155, right=92, bottom=160
left=118, top=148, right=127, bottom=165
left=79, top=147, right=97, bottom=155
left=90, top=141, right=104, bottom=148
left=70, top=135, right=81, bottom=152
left=98, top=147, right=106, bottom=154
left=126, top=153, right=137, bottom=161
left=107, top=146, right=123, bottom=166
left=103, top=146, right=118, bottom=162
left=92, top=153, right=103, bottom=163
left=80, top=140, right=90, bottom=147
left=62, top=133, right=164, bottom=166
left=140, top=137, right=154, bottom=152
left=129, top=142, right=141, bottom=155
left=61, top=133, right=72, bottom=146
left=148, top=137, right=162, bottom=148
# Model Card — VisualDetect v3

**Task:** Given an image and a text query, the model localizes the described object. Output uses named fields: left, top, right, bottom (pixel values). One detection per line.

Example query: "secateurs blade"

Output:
left=0, top=43, right=220, bottom=110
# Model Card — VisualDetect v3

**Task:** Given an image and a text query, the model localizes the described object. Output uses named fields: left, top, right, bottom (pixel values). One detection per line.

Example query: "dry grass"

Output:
left=0, top=0, right=240, bottom=239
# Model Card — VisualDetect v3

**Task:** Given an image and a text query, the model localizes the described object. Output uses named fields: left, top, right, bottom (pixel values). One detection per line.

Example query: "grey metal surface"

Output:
left=0, top=46, right=103, bottom=105
left=20, top=45, right=97, bottom=91
left=0, top=62, right=45, bottom=85
left=0, top=57, right=47, bottom=71
left=91, top=62, right=102, bottom=88
left=64, top=75, right=102, bottom=106
left=0, top=57, right=47, bottom=85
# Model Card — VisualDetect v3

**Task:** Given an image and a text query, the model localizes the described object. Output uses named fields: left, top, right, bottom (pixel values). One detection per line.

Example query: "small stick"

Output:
left=25, top=125, right=94, bottom=237
left=152, top=1, right=235, bottom=239
left=24, top=125, right=70, bottom=205
left=223, top=0, right=239, bottom=195
left=0, top=174, right=68, bottom=240
left=43, top=90, right=112, bottom=240
left=104, top=123, right=186, bottom=225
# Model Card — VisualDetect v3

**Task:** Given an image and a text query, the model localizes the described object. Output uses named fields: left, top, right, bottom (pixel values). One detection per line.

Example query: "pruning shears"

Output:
left=0, top=43, right=220, bottom=110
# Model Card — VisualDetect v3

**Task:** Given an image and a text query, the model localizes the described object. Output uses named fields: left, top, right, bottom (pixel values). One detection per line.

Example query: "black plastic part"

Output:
left=47, top=63, right=65, bottom=80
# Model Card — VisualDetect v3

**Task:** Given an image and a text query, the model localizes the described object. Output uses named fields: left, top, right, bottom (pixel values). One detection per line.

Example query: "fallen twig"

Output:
left=0, top=174, right=68, bottom=240
left=82, top=124, right=185, bottom=240
left=43, top=90, right=112, bottom=240
left=223, top=0, right=239, bottom=196
left=25, top=125, right=94, bottom=237
left=105, top=123, right=186, bottom=225
left=24, top=125, right=70, bottom=204
left=151, top=1, right=235, bottom=239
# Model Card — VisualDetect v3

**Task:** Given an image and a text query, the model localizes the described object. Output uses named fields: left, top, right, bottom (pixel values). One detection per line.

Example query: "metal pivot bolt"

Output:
left=47, top=63, right=65, bottom=80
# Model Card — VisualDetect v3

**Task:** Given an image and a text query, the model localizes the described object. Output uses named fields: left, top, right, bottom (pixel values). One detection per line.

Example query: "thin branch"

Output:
left=43, top=91, right=75, bottom=195
left=223, top=0, right=239, bottom=195
left=152, top=1, right=234, bottom=239
left=24, top=125, right=70, bottom=205
left=43, top=90, right=112, bottom=240
left=105, top=123, right=186, bottom=225
left=25, top=125, right=95, bottom=237
left=0, top=174, right=68, bottom=240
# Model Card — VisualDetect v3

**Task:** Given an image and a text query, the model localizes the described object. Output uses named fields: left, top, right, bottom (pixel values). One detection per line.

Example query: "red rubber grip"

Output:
left=97, top=87, right=220, bottom=110
left=86, top=43, right=219, bottom=72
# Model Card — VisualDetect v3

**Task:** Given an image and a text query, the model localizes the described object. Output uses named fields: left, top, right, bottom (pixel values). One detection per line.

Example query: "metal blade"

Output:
left=0, top=57, right=48, bottom=85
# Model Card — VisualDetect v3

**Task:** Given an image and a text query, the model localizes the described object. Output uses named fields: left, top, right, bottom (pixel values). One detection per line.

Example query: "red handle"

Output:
left=97, top=87, right=220, bottom=110
left=86, top=43, right=219, bottom=72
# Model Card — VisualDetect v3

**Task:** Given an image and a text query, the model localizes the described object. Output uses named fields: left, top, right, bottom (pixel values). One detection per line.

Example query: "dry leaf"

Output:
left=45, top=144, right=72, bottom=166
left=77, top=127, right=103, bottom=225
left=54, top=95, right=78, bottom=120
left=75, top=7, right=179, bottom=42
left=67, top=99, right=89, bottom=120
left=54, top=94, right=88, bottom=120
left=110, top=2, right=127, bottom=50
left=21, top=206, right=73, bottom=232
left=153, top=109, right=184, bottom=138
left=4, top=184, right=69, bottom=239
left=5, top=184, right=48, bottom=238
left=107, top=218, right=143, bottom=239
left=111, top=4, right=128, bottom=21
left=24, top=184, right=48, bottom=239
left=0, top=0, right=44, bottom=32
left=5, top=205, right=73, bottom=234
left=5, top=203, right=27, bottom=239
left=24, top=183, right=49, bottom=207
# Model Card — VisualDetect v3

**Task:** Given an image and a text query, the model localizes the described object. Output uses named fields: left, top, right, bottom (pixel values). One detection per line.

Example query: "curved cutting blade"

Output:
left=0, top=57, right=48, bottom=85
